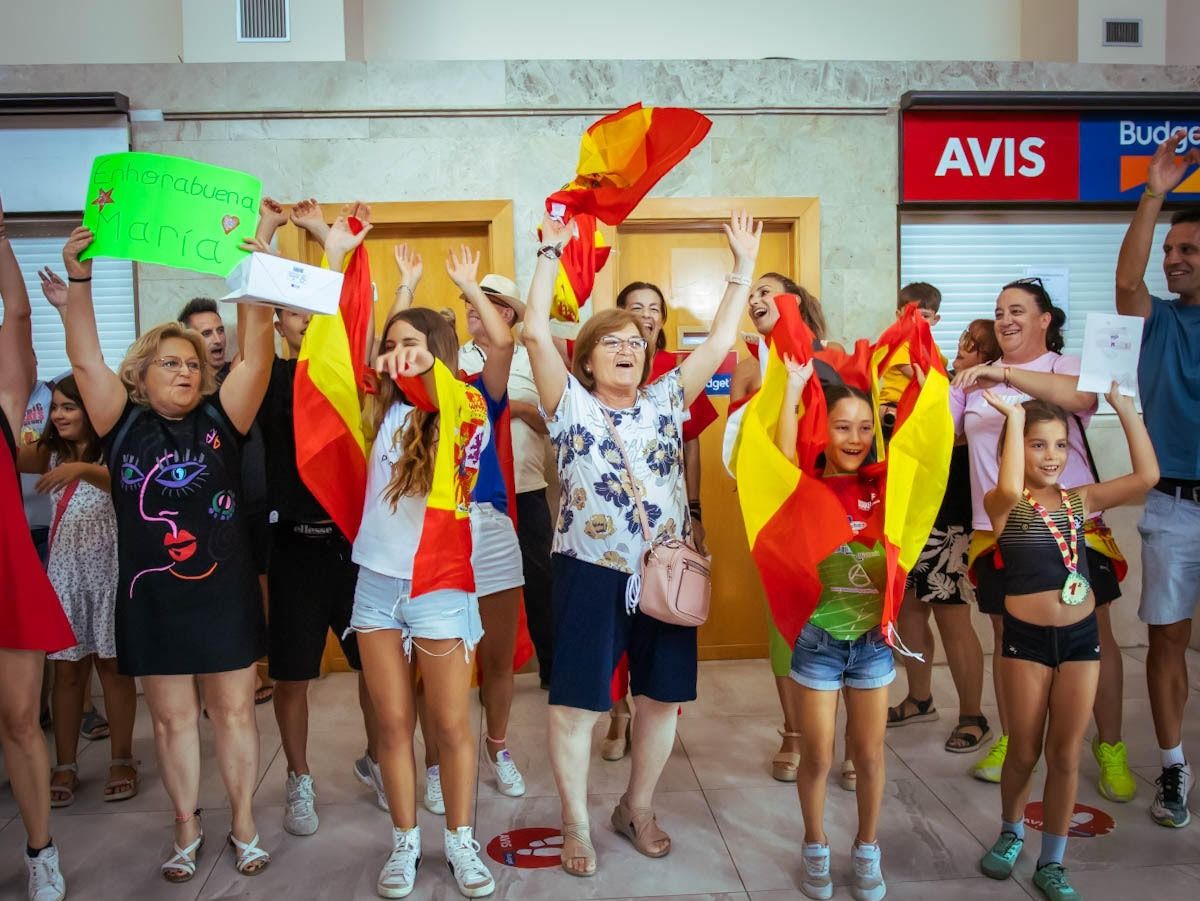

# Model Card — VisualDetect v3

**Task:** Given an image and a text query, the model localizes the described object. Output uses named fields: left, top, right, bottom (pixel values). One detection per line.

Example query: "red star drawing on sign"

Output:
left=91, top=188, right=114, bottom=212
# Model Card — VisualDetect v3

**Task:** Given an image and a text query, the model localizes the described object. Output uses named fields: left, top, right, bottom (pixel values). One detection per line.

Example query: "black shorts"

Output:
left=548, top=554, right=698, bottom=712
left=267, top=522, right=362, bottom=681
left=973, top=546, right=1120, bottom=616
left=1002, top=609, right=1101, bottom=668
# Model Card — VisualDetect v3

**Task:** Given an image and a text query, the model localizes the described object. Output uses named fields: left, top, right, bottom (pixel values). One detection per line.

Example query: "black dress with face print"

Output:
left=101, top=397, right=265, bottom=675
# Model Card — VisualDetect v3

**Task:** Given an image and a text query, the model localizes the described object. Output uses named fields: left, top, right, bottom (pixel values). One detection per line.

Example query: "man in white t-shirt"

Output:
left=459, top=274, right=555, bottom=686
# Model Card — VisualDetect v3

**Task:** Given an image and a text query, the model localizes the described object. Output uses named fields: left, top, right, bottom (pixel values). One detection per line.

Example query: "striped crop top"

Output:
left=996, top=489, right=1090, bottom=596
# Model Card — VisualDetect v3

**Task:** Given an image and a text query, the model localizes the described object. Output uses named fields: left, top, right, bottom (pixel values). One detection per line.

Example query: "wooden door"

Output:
left=597, top=199, right=820, bottom=660
left=276, top=201, right=515, bottom=674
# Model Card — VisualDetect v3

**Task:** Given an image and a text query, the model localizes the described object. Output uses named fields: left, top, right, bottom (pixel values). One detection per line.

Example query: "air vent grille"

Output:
left=238, top=0, right=290, bottom=42
left=1103, top=18, right=1142, bottom=47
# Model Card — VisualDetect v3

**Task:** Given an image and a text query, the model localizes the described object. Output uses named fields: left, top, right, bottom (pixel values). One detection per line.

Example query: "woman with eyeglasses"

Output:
left=523, top=210, right=761, bottom=877
left=888, top=320, right=999, bottom=755
left=58, top=209, right=281, bottom=882
left=951, top=280, right=1135, bottom=801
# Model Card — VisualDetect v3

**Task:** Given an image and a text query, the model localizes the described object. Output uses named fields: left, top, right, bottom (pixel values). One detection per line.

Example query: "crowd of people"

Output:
left=0, top=133, right=1198, bottom=901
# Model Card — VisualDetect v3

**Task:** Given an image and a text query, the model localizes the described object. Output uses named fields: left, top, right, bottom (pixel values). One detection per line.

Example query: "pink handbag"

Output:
left=601, top=411, right=711, bottom=627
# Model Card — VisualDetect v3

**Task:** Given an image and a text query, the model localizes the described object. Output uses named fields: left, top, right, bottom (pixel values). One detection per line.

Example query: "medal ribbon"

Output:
left=1022, top=488, right=1079, bottom=575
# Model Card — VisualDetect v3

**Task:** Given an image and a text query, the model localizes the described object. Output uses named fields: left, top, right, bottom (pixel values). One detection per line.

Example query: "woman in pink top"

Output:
left=951, top=278, right=1134, bottom=801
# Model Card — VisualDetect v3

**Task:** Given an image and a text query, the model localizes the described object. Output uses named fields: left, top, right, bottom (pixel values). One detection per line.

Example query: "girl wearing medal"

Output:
left=978, top=385, right=1158, bottom=901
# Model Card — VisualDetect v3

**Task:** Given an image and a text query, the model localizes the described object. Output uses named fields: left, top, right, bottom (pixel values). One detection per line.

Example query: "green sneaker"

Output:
left=979, top=831, right=1023, bottom=879
left=1033, top=862, right=1080, bottom=900
left=973, top=735, right=1008, bottom=783
left=1093, top=738, right=1137, bottom=803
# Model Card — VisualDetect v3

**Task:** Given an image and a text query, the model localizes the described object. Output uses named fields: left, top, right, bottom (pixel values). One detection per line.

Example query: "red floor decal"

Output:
left=1024, top=801, right=1115, bottom=838
left=486, top=827, right=564, bottom=868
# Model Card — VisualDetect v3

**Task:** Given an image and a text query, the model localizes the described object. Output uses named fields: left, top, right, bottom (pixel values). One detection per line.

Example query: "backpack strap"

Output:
left=106, top=403, right=144, bottom=465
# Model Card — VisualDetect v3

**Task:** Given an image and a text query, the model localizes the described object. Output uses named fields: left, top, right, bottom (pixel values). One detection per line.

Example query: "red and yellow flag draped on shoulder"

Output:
left=294, top=217, right=372, bottom=542
left=726, top=300, right=953, bottom=652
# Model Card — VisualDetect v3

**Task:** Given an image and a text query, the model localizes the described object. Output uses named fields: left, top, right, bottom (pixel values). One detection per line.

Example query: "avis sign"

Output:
left=903, top=112, right=1079, bottom=202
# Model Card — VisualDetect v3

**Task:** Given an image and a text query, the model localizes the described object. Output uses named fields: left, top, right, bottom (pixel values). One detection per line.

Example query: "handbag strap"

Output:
left=599, top=409, right=653, bottom=543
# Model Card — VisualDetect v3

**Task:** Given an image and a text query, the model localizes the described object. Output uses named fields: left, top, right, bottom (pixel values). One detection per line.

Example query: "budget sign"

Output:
left=81, top=152, right=261, bottom=277
left=1079, top=116, right=1200, bottom=202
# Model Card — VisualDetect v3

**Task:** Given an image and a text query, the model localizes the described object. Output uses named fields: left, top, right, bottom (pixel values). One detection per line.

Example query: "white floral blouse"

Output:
left=544, top=371, right=689, bottom=573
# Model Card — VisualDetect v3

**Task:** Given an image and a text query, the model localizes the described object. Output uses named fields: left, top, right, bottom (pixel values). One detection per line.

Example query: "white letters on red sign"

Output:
left=934, top=137, right=1046, bottom=178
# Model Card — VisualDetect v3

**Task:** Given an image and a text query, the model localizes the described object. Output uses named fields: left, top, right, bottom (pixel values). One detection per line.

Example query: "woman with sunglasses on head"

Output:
left=888, top=320, right=998, bottom=755
left=57, top=203, right=284, bottom=883
left=524, top=210, right=761, bottom=877
left=952, top=280, right=1135, bottom=800
left=977, top=384, right=1156, bottom=900
left=17, top=370, right=138, bottom=810
left=0, top=197, right=76, bottom=901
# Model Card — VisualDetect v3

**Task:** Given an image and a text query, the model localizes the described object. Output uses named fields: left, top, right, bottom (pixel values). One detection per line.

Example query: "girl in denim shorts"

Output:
left=775, top=373, right=896, bottom=901
left=349, top=304, right=494, bottom=900
left=977, top=387, right=1157, bottom=901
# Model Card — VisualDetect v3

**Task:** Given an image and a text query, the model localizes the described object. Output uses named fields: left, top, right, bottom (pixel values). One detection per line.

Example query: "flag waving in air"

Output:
left=727, top=301, right=953, bottom=651
left=549, top=212, right=611, bottom=326
left=293, top=217, right=372, bottom=542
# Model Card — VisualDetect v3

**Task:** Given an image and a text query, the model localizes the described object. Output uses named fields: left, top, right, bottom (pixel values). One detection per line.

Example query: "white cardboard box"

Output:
left=222, top=252, right=343, bottom=316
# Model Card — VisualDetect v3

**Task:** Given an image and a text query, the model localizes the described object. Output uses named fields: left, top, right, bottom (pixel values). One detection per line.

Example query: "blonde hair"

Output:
left=370, top=309, right=460, bottom=506
left=118, top=322, right=215, bottom=406
left=572, top=309, right=654, bottom=392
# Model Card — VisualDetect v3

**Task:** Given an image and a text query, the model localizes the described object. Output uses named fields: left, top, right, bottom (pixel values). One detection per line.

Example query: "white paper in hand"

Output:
left=221, top=252, right=343, bottom=316
left=1077, top=312, right=1144, bottom=397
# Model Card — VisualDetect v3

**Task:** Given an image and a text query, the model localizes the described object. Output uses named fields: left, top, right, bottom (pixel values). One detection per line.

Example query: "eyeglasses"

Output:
left=598, top=335, right=648, bottom=353
left=154, top=356, right=202, bottom=374
left=1011, top=276, right=1044, bottom=288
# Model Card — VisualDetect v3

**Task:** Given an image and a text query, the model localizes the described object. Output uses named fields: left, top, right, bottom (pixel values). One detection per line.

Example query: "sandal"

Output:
left=840, top=759, right=857, bottom=792
left=887, top=695, right=938, bottom=727
left=79, top=709, right=110, bottom=741
left=50, top=763, right=79, bottom=808
left=560, top=822, right=596, bottom=877
left=772, top=729, right=802, bottom=782
left=162, top=809, right=204, bottom=883
left=254, top=684, right=274, bottom=705
left=611, top=794, right=671, bottom=858
left=600, top=712, right=632, bottom=762
left=228, top=832, right=270, bottom=876
left=945, top=714, right=991, bottom=754
left=104, top=757, right=140, bottom=802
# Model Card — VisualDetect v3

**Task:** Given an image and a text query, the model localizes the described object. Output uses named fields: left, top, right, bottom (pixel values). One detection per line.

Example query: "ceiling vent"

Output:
left=1102, top=18, right=1142, bottom=47
left=237, top=0, right=290, bottom=42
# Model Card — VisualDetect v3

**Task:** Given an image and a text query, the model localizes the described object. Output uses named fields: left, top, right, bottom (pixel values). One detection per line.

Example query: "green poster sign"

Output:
left=80, top=152, right=261, bottom=277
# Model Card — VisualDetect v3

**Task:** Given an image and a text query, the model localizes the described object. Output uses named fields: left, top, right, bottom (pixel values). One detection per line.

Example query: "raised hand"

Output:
left=783, top=354, right=814, bottom=392
left=62, top=227, right=95, bottom=279
left=539, top=213, right=578, bottom=252
left=722, top=209, right=763, bottom=271
left=38, top=267, right=68, bottom=311
left=324, top=208, right=373, bottom=263
left=239, top=237, right=276, bottom=256
left=375, top=345, right=433, bottom=381
left=258, top=196, right=289, bottom=236
left=445, top=244, right=480, bottom=290
left=1106, top=379, right=1136, bottom=413
left=394, top=243, right=423, bottom=287
left=290, top=198, right=328, bottom=236
left=982, top=389, right=1024, bottom=419
left=1147, top=131, right=1200, bottom=197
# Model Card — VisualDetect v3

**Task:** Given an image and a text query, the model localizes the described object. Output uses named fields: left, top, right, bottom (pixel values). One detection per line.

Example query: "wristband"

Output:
left=1003, top=366, right=1012, bottom=387
left=537, top=243, right=564, bottom=260
left=725, top=272, right=751, bottom=287
left=1144, top=187, right=1164, bottom=199
left=68, top=276, right=92, bottom=283
left=396, top=284, right=412, bottom=294
left=688, top=499, right=703, bottom=522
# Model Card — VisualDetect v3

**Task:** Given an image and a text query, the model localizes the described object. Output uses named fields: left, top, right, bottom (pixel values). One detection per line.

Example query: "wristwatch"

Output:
left=537, top=243, right=564, bottom=261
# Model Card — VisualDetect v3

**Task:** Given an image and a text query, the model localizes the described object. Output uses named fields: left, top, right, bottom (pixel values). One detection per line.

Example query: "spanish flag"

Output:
left=550, top=212, right=611, bottom=324
left=399, top=359, right=488, bottom=598
left=294, top=217, right=372, bottom=542
left=728, top=302, right=953, bottom=650
left=547, top=103, right=712, bottom=226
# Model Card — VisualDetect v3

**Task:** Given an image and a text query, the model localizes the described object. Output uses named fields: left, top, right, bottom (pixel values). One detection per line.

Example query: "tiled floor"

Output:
left=2, top=652, right=1200, bottom=900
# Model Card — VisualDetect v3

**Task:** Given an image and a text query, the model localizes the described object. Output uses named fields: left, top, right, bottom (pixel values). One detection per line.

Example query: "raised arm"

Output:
left=385, top=244, right=423, bottom=320
left=219, top=235, right=276, bottom=434
left=981, top=391, right=1026, bottom=534
left=446, top=245, right=512, bottom=401
left=1116, top=133, right=1200, bottom=318
left=0, top=198, right=36, bottom=436
left=678, top=211, right=760, bottom=406
left=323, top=202, right=373, bottom=274
left=234, top=198, right=290, bottom=367
left=376, top=343, right=439, bottom=409
left=522, top=215, right=576, bottom=416
left=953, top=364, right=1096, bottom=414
left=60, top=228, right=126, bottom=437
left=1082, top=382, right=1160, bottom=513
left=774, top=356, right=812, bottom=464
left=289, top=197, right=330, bottom=248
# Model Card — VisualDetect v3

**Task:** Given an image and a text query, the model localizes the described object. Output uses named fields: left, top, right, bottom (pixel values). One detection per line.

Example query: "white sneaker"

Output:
left=355, top=753, right=390, bottom=812
left=424, top=765, right=446, bottom=816
left=284, top=771, right=319, bottom=836
left=850, top=842, right=887, bottom=901
left=1151, top=762, right=1194, bottom=828
left=25, top=845, right=65, bottom=901
left=488, top=748, right=526, bottom=798
left=377, top=826, right=421, bottom=899
left=800, top=842, right=833, bottom=900
left=444, top=826, right=495, bottom=898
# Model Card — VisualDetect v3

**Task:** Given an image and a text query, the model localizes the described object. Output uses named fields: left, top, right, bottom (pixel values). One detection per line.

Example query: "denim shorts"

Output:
left=789, top=623, right=896, bottom=691
left=349, top=566, right=484, bottom=661
left=1138, top=488, right=1200, bottom=626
